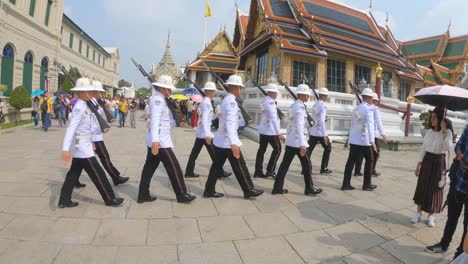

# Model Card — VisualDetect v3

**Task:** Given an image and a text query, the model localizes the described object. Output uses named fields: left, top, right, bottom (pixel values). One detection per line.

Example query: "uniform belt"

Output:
left=75, top=135, right=92, bottom=140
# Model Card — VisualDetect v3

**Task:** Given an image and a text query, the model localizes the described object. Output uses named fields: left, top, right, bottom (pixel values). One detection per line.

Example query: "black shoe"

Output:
left=320, top=168, right=333, bottom=174
left=253, top=172, right=267, bottom=178
left=362, top=184, right=377, bottom=191
left=272, top=189, right=288, bottom=195
left=222, top=171, right=232, bottom=178
left=354, top=172, right=363, bottom=177
left=177, top=193, right=196, bottom=203
left=137, top=195, right=157, bottom=204
left=58, top=201, right=79, bottom=208
left=244, top=189, right=264, bottom=199
left=203, top=192, right=224, bottom=198
left=341, top=185, right=355, bottom=191
left=425, top=243, right=447, bottom=253
left=372, top=171, right=381, bottom=177
left=185, top=173, right=200, bottom=178
left=105, top=197, right=124, bottom=207
left=113, top=176, right=129, bottom=186
left=305, top=186, right=323, bottom=195
left=265, top=172, right=277, bottom=179
left=74, top=182, right=86, bottom=188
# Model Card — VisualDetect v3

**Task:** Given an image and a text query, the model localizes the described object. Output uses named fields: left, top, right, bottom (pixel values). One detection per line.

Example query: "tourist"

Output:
left=111, top=96, right=118, bottom=120
left=191, top=102, right=199, bottom=128
left=0, top=98, right=4, bottom=133
left=118, top=96, right=128, bottom=128
left=425, top=123, right=467, bottom=258
left=412, top=107, right=452, bottom=227
left=129, top=99, right=137, bottom=128
left=56, top=92, right=69, bottom=128
left=39, top=92, right=54, bottom=131
left=186, top=99, right=192, bottom=125
left=32, top=96, right=40, bottom=128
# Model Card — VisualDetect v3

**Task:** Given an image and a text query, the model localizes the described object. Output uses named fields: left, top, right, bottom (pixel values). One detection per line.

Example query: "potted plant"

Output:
left=419, top=112, right=431, bottom=137
left=0, top=84, right=7, bottom=96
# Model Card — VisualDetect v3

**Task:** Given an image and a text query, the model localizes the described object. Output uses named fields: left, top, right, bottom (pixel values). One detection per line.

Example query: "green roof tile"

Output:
left=403, top=39, right=440, bottom=56
left=425, top=74, right=439, bottom=84
left=439, top=62, right=460, bottom=70
left=442, top=40, right=467, bottom=58
left=416, top=59, right=431, bottom=66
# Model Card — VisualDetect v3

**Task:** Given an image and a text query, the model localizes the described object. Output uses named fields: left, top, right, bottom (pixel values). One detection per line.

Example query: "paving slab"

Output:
left=197, top=215, right=254, bottom=242
left=380, top=235, right=445, bottom=264
left=243, top=212, right=300, bottom=237
left=235, top=237, right=304, bottom=264
left=93, top=219, right=148, bottom=246
left=147, top=218, right=201, bottom=245
left=343, top=246, right=403, bottom=264
left=324, top=221, right=386, bottom=252
left=54, top=245, right=117, bottom=264
left=178, top=242, right=243, bottom=264
left=115, top=245, right=178, bottom=264
left=0, top=241, right=62, bottom=264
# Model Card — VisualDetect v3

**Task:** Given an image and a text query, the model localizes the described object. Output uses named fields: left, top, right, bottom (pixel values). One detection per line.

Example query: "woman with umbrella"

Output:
left=412, top=107, right=452, bottom=227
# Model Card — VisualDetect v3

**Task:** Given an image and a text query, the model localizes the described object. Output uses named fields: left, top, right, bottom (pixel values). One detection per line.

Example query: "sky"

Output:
left=63, top=0, right=468, bottom=88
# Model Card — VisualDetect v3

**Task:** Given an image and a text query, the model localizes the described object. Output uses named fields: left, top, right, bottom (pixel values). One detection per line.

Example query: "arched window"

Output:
left=23, top=52, right=34, bottom=94
left=1, top=44, right=15, bottom=96
left=40, top=57, right=49, bottom=91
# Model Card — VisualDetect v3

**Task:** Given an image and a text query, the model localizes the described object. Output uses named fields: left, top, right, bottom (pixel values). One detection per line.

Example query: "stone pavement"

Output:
left=0, top=112, right=462, bottom=264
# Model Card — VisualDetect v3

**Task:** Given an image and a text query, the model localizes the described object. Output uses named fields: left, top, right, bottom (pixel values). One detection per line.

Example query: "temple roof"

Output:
left=159, top=31, right=176, bottom=66
left=440, top=34, right=468, bottom=61
left=233, top=6, right=250, bottom=50
left=188, top=31, right=239, bottom=74
left=401, top=34, right=449, bottom=60
left=242, top=0, right=415, bottom=70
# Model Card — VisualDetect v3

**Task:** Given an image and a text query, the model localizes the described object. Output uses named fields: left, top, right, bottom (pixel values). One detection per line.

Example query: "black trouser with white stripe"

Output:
left=76, top=141, right=121, bottom=184
left=185, top=138, right=227, bottom=176
left=60, top=157, right=116, bottom=203
left=204, top=146, right=254, bottom=194
left=273, top=146, right=315, bottom=192
left=254, top=134, right=282, bottom=176
left=139, top=147, right=188, bottom=199
left=308, top=136, right=332, bottom=171
left=343, top=144, right=373, bottom=187
left=355, top=138, right=379, bottom=174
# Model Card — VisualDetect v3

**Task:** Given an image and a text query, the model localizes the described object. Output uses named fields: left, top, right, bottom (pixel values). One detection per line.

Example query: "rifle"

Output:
left=273, top=74, right=315, bottom=127
left=200, top=61, right=252, bottom=127
left=303, top=74, right=319, bottom=100
left=348, top=80, right=362, bottom=104
left=179, top=70, right=219, bottom=129
left=131, top=58, right=182, bottom=126
left=246, top=75, right=285, bottom=120
left=57, top=63, right=110, bottom=133
left=96, top=98, right=114, bottom=123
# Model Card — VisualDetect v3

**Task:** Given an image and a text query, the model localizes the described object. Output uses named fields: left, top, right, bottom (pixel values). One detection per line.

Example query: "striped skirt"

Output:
left=413, top=152, right=446, bottom=214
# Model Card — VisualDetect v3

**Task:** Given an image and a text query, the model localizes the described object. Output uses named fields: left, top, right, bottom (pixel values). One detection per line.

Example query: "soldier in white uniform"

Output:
left=353, top=93, right=388, bottom=177
left=59, top=78, right=124, bottom=208
left=308, top=87, right=332, bottom=174
left=138, top=75, right=196, bottom=204
left=203, top=75, right=264, bottom=199
left=254, top=83, right=285, bottom=179
left=272, top=84, right=323, bottom=196
left=185, top=82, right=232, bottom=179
left=75, top=81, right=129, bottom=188
left=342, top=88, right=378, bottom=191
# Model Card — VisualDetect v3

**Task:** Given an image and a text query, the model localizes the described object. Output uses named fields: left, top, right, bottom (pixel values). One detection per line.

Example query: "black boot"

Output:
left=137, top=195, right=157, bottom=204
left=244, top=189, right=264, bottom=199
left=203, top=192, right=224, bottom=198
left=105, top=197, right=124, bottom=207
left=176, top=193, right=196, bottom=203
left=271, top=189, right=288, bottom=195
left=113, top=176, right=129, bottom=186
left=58, top=201, right=79, bottom=208
left=74, top=182, right=86, bottom=188
left=305, top=186, right=323, bottom=196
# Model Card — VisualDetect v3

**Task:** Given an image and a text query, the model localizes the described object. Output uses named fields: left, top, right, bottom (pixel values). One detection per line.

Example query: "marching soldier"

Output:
left=272, top=84, right=323, bottom=196
left=75, top=81, right=129, bottom=188
left=184, top=82, right=232, bottom=179
left=308, top=87, right=333, bottom=174
left=203, top=75, right=264, bottom=199
left=59, top=78, right=124, bottom=208
left=138, top=75, right=196, bottom=204
left=254, top=82, right=285, bottom=179
left=342, top=88, right=377, bottom=191
left=352, top=93, right=387, bottom=177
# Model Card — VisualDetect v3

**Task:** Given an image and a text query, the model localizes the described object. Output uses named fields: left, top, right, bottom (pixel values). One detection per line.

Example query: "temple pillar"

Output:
left=317, top=59, right=326, bottom=88
left=346, top=60, right=354, bottom=93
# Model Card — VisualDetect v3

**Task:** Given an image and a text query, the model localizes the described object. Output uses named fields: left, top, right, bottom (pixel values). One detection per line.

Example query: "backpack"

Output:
left=41, top=99, right=48, bottom=112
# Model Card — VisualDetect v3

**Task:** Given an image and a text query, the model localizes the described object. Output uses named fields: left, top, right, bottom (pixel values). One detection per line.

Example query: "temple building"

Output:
left=401, top=31, right=468, bottom=88
left=234, top=0, right=427, bottom=101
left=186, top=30, right=239, bottom=88
left=151, top=32, right=181, bottom=81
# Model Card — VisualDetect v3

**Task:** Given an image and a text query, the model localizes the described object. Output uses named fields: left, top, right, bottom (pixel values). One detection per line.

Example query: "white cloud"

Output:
left=372, top=10, right=397, bottom=31
left=422, top=0, right=468, bottom=37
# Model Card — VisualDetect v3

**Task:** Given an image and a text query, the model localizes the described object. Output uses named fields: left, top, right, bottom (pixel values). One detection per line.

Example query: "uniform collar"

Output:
left=153, top=90, right=164, bottom=98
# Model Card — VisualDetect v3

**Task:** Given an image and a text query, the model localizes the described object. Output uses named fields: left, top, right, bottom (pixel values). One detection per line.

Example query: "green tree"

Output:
left=9, top=85, right=32, bottom=124
left=118, top=79, right=132, bottom=88
left=59, top=66, right=82, bottom=93
left=135, top=87, right=150, bottom=98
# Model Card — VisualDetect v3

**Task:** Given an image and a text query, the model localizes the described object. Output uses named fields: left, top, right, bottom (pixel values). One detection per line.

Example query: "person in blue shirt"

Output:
left=426, top=124, right=468, bottom=260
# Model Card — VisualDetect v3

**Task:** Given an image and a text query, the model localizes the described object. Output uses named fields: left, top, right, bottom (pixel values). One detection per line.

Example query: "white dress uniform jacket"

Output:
left=62, top=99, right=99, bottom=158
left=349, top=102, right=375, bottom=146
left=91, top=98, right=105, bottom=142
left=286, top=99, right=309, bottom=148
left=373, top=105, right=385, bottom=138
left=196, top=97, right=215, bottom=139
left=258, top=96, right=281, bottom=136
left=213, top=93, right=244, bottom=148
left=309, top=100, right=328, bottom=137
left=145, top=90, right=176, bottom=149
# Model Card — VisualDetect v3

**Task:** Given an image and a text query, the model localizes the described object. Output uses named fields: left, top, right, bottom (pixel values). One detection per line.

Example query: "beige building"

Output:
left=0, top=0, right=119, bottom=97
